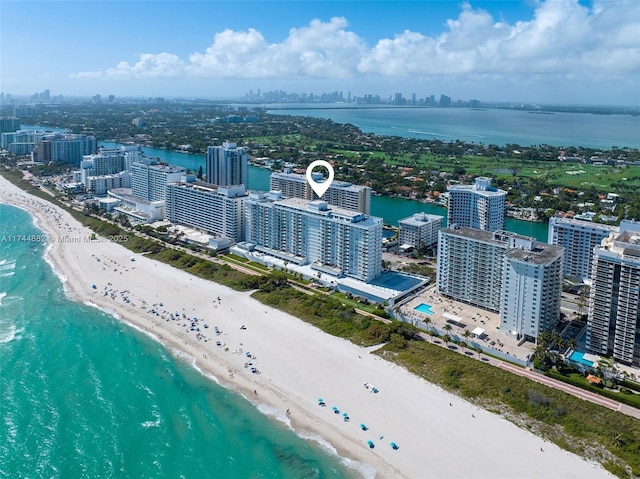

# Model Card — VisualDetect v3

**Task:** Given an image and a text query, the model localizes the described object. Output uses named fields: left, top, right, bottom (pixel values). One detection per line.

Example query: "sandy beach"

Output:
left=0, top=175, right=613, bottom=479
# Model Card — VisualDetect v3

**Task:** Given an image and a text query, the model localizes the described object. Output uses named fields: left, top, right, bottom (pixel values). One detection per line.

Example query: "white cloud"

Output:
left=70, top=1, right=640, bottom=83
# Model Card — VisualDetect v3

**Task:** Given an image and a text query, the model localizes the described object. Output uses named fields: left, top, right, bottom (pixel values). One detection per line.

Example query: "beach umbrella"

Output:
left=390, top=442, right=399, bottom=450
left=342, top=412, right=348, bottom=416
left=367, top=440, right=374, bottom=448
left=318, top=398, right=324, bottom=403
left=360, top=424, right=368, bottom=431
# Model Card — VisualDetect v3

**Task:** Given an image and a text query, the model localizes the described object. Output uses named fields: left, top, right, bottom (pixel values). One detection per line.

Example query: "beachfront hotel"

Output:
left=32, top=133, right=97, bottom=166
left=447, top=177, right=506, bottom=232
left=587, top=220, right=640, bottom=366
left=131, top=159, right=186, bottom=202
left=437, top=226, right=563, bottom=341
left=548, top=216, right=618, bottom=280
left=398, top=213, right=444, bottom=250
left=270, top=168, right=371, bottom=214
left=166, top=181, right=247, bottom=243
left=206, top=141, right=248, bottom=187
left=245, top=192, right=382, bottom=282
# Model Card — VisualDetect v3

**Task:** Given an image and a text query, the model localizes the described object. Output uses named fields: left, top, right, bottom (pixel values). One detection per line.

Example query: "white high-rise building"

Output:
left=447, top=177, right=506, bottom=231
left=587, top=220, right=640, bottom=366
left=437, top=227, right=563, bottom=340
left=245, top=193, right=382, bottom=282
left=398, top=213, right=444, bottom=250
left=500, top=239, right=564, bottom=341
left=548, top=216, right=618, bottom=280
left=131, top=159, right=186, bottom=202
left=206, top=141, right=248, bottom=187
left=80, top=150, right=126, bottom=181
left=270, top=169, right=371, bottom=214
left=166, top=182, right=247, bottom=243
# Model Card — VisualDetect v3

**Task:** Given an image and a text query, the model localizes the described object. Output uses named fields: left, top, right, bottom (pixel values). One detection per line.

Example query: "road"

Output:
left=418, top=332, right=640, bottom=421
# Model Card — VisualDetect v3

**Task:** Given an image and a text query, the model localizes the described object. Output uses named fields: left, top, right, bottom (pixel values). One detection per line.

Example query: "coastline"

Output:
left=0, top=174, right=613, bottom=479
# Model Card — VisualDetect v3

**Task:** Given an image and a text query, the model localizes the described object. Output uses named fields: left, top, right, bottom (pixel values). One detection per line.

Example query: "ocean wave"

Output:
left=0, top=323, right=24, bottom=344
left=0, top=271, right=15, bottom=277
left=0, top=260, right=16, bottom=271
left=141, top=409, right=162, bottom=429
left=257, top=403, right=291, bottom=428
left=169, top=347, right=221, bottom=385
left=297, top=430, right=377, bottom=479
left=0, top=292, right=6, bottom=305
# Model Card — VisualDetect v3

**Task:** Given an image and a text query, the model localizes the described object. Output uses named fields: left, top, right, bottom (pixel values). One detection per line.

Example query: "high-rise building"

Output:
left=500, top=239, right=564, bottom=341
left=437, top=227, right=563, bottom=340
left=398, top=213, right=444, bottom=250
left=84, top=172, right=131, bottom=196
left=205, top=141, right=248, bottom=187
left=587, top=220, right=640, bottom=366
left=548, top=216, right=618, bottom=280
left=33, top=133, right=97, bottom=166
left=0, top=117, right=20, bottom=135
left=245, top=193, right=383, bottom=282
left=80, top=149, right=128, bottom=192
left=166, top=182, right=247, bottom=243
left=131, top=159, right=186, bottom=201
left=269, top=169, right=371, bottom=214
left=447, top=177, right=506, bottom=232
left=1, top=129, right=46, bottom=152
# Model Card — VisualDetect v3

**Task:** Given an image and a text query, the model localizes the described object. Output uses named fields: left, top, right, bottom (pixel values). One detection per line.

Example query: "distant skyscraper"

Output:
left=587, top=220, right=640, bottom=366
left=548, top=216, right=618, bottom=280
left=447, top=177, right=506, bottom=232
left=206, top=141, right=248, bottom=187
left=0, top=117, right=20, bottom=135
left=270, top=169, right=371, bottom=214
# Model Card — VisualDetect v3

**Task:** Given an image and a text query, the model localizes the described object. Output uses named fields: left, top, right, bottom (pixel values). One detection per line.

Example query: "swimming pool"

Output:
left=414, top=303, right=435, bottom=315
left=569, top=350, right=594, bottom=367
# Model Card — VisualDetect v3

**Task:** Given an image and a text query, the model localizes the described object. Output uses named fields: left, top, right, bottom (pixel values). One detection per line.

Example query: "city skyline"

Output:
left=2, top=0, right=639, bottom=105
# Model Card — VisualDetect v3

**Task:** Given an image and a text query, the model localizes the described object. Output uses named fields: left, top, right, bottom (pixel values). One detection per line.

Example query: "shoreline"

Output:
left=0, top=174, right=614, bottom=479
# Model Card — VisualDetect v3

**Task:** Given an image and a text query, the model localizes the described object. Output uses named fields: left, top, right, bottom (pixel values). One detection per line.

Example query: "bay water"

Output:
left=0, top=204, right=354, bottom=478
left=267, top=105, right=640, bottom=150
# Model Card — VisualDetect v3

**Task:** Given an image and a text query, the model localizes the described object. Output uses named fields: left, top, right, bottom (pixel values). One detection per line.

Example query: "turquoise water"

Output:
left=414, top=303, right=435, bottom=315
left=569, top=350, right=594, bottom=367
left=0, top=204, right=354, bottom=478
left=267, top=106, right=640, bottom=150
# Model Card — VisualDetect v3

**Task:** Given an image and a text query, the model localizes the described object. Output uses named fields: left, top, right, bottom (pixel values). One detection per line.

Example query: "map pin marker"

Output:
left=306, top=160, right=334, bottom=198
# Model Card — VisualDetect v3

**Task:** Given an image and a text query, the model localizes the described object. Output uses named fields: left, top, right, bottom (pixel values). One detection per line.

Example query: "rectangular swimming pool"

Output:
left=414, top=303, right=435, bottom=315
left=569, top=350, right=594, bottom=367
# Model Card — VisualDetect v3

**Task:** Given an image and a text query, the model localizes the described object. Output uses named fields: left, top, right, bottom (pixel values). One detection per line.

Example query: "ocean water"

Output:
left=0, top=204, right=355, bottom=479
left=267, top=106, right=640, bottom=150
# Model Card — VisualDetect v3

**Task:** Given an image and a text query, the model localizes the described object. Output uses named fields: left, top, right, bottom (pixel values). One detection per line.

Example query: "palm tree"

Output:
left=423, top=317, right=432, bottom=331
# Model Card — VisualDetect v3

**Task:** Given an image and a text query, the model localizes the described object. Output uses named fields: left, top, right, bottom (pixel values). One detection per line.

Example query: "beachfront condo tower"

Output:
left=398, top=213, right=444, bottom=250
left=437, top=227, right=563, bottom=341
left=548, top=216, right=618, bottom=280
left=587, top=220, right=640, bottom=367
left=447, top=177, right=506, bottom=232
left=131, top=159, right=186, bottom=202
left=270, top=168, right=371, bottom=214
left=206, top=141, right=248, bottom=187
left=166, top=182, right=247, bottom=243
left=245, top=192, right=382, bottom=282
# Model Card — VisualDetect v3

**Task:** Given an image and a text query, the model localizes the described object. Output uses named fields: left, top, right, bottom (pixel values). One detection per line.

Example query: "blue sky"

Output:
left=2, top=1, right=639, bottom=105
